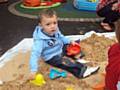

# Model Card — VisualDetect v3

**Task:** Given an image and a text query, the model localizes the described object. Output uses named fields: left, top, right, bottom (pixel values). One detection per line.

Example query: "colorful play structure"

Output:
left=13, top=0, right=100, bottom=20
left=73, top=0, right=99, bottom=11
left=22, top=0, right=99, bottom=11
left=23, top=0, right=66, bottom=7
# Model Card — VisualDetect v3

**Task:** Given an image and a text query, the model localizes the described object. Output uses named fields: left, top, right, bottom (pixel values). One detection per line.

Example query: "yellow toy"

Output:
left=30, top=74, right=46, bottom=86
left=66, top=87, right=74, bottom=90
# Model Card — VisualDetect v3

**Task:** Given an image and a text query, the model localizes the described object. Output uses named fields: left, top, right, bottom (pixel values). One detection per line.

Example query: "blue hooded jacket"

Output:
left=30, top=26, right=71, bottom=72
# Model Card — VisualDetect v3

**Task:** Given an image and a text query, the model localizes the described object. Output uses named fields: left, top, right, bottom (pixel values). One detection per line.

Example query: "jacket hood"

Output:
left=33, top=26, right=59, bottom=40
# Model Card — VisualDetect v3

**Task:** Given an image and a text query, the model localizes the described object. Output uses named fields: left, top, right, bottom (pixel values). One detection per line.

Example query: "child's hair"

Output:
left=115, top=19, right=120, bottom=43
left=38, top=9, right=57, bottom=23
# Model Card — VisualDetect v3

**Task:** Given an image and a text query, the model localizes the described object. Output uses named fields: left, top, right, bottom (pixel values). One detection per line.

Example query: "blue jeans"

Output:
left=46, top=55, right=86, bottom=78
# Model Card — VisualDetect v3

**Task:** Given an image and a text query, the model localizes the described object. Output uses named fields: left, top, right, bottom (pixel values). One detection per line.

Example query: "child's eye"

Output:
left=54, top=22, right=57, bottom=24
left=46, top=23, right=50, bottom=26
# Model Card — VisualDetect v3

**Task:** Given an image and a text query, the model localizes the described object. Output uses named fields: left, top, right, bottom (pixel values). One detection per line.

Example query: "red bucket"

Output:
left=66, top=43, right=81, bottom=56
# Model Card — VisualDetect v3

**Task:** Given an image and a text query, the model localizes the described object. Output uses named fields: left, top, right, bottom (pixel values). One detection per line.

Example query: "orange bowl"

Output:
left=92, top=82, right=105, bottom=90
left=66, top=44, right=81, bottom=56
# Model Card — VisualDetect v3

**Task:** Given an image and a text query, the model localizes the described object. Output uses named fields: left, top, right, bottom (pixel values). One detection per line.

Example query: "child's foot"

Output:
left=79, top=66, right=100, bottom=78
left=101, top=22, right=112, bottom=31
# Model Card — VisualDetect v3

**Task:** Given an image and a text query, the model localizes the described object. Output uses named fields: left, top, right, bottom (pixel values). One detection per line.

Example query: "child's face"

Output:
left=39, top=15, right=58, bottom=36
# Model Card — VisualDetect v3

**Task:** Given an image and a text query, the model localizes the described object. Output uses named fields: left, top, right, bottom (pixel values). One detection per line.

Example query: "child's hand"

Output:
left=28, top=72, right=36, bottom=80
left=112, top=3, right=119, bottom=11
left=70, top=41, right=79, bottom=46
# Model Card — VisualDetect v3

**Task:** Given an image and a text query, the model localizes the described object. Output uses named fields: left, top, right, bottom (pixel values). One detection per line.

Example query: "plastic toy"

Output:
left=23, top=0, right=66, bottom=7
left=43, top=1, right=53, bottom=6
left=21, top=2, right=61, bottom=9
left=92, top=82, right=105, bottom=90
left=92, top=73, right=105, bottom=90
left=49, top=68, right=67, bottom=79
left=66, top=87, right=74, bottom=90
left=23, top=0, right=40, bottom=7
left=30, top=74, right=46, bottom=86
left=66, top=43, right=81, bottom=56
left=52, top=0, right=66, bottom=3
left=87, top=0, right=97, bottom=2
left=73, top=0, right=99, bottom=11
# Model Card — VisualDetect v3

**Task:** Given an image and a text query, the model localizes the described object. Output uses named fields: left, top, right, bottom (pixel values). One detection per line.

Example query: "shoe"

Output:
left=77, top=59, right=90, bottom=64
left=83, top=66, right=100, bottom=78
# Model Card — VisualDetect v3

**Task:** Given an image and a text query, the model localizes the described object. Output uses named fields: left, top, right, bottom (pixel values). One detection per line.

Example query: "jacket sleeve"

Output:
left=30, top=39, right=43, bottom=72
left=57, top=29, right=71, bottom=44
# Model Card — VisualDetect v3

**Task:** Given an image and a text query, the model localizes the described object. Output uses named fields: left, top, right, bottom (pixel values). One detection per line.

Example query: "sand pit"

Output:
left=0, top=31, right=116, bottom=90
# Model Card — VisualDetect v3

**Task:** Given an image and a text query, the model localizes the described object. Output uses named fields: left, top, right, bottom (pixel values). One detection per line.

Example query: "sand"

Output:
left=0, top=32, right=116, bottom=90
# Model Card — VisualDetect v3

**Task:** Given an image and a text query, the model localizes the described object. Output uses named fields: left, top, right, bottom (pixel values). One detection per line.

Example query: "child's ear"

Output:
left=38, top=23, right=41, bottom=26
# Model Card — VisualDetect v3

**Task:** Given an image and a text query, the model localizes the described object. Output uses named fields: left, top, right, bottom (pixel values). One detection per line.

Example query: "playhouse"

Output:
left=23, top=0, right=66, bottom=7
left=73, top=0, right=99, bottom=11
